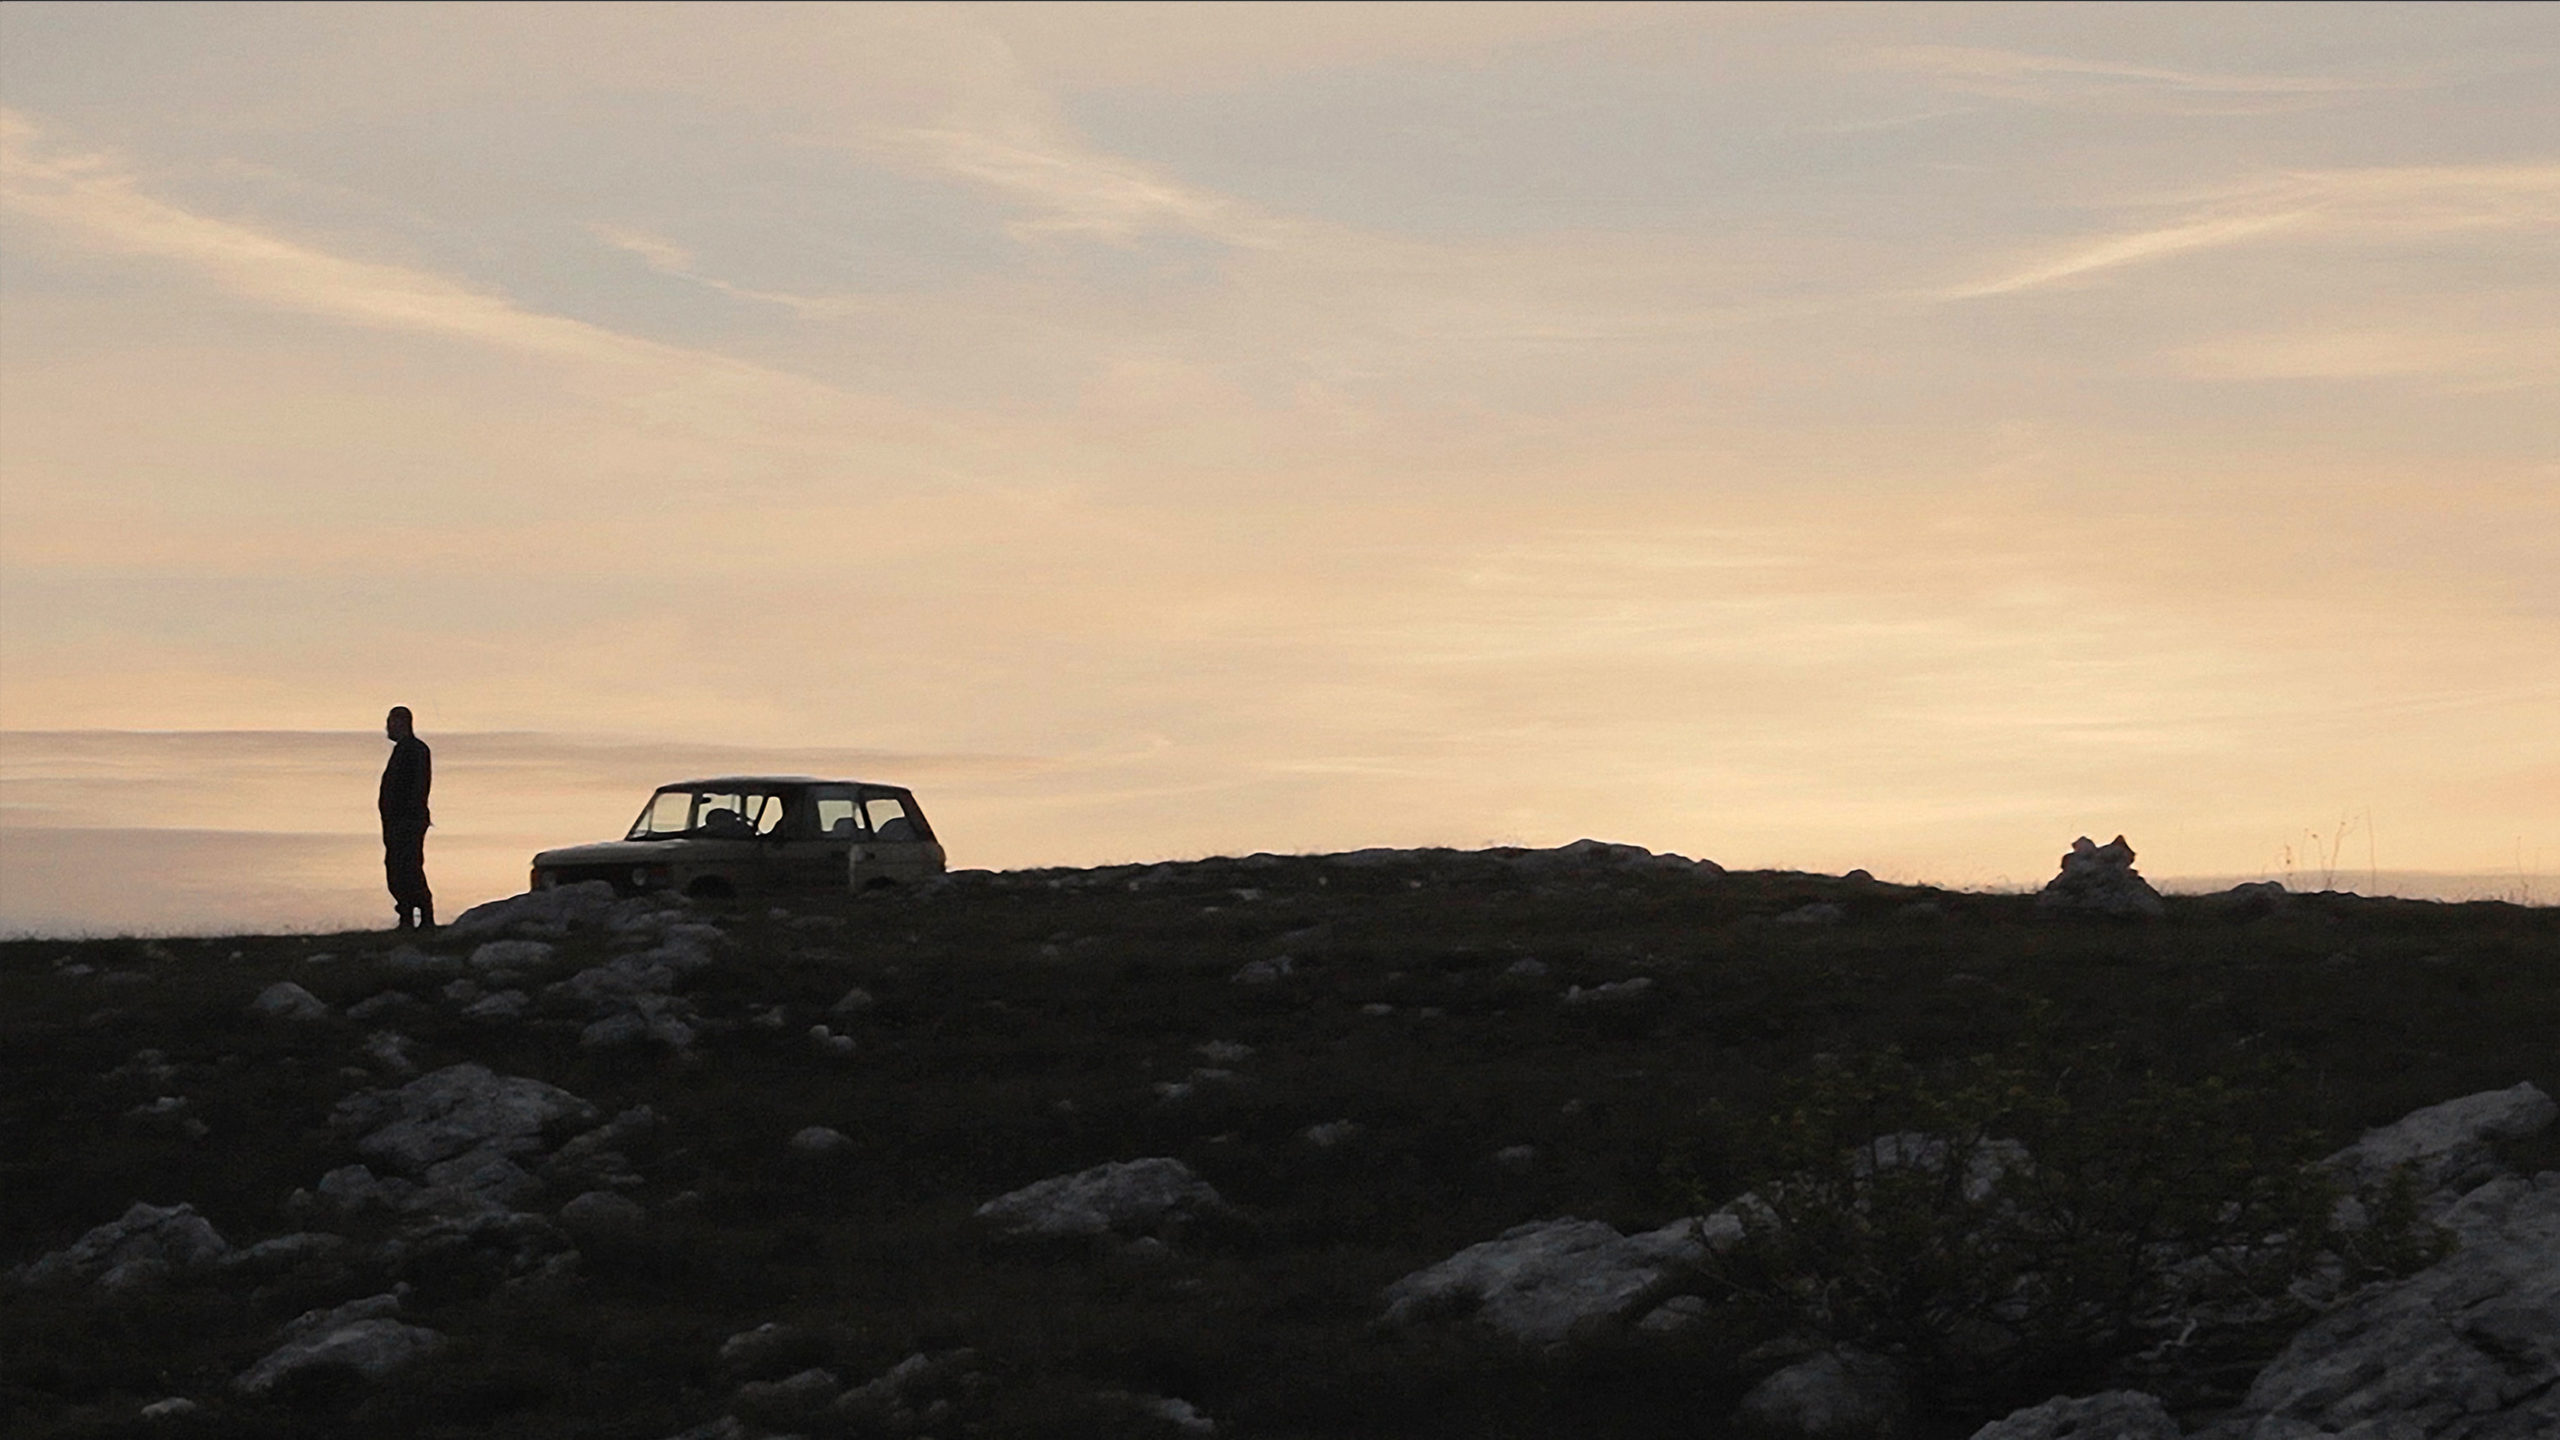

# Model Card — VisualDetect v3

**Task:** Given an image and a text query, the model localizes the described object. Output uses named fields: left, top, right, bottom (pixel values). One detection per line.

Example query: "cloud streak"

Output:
left=0, top=109, right=889, bottom=443
left=1940, top=164, right=2560, bottom=299
left=1872, top=44, right=2388, bottom=108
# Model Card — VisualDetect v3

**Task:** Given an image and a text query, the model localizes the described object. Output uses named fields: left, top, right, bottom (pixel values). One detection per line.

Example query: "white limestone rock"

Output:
left=446, top=881, right=626, bottom=940
left=976, top=1158, right=1224, bottom=1241
left=790, top=1125, right=853, bottom=1157
left=233, top=1293, right=445, bottom=1395
left=2035, top=835, right=2165, bottom=918
left=16, top=1201, right=231, bottom=1290
left=467, top=939, right=556, bottom=974
left=1379, top=1215, right=1709, bottom=1347
left=2324, top=1082, right=2557, bottom=1200
left=1737, top=1349, right=1908, bottom=1440
left=1563, top=977, right=1655, bottom=1004
left=337, top=1063, right=599, bottom=1176
left=733, top=1367, right=841, bottom=1429
left=250, top=981, right=329, bottom=1021
left=559, top=1189, right=647, bottom=1241
left=461, top=989, right=530, bottom=1021
left=1969, top=1391, right=2180, bottom=1440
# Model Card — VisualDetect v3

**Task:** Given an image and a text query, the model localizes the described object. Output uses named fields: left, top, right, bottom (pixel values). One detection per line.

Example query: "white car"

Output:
left=530, top=776, right=946, bottom=901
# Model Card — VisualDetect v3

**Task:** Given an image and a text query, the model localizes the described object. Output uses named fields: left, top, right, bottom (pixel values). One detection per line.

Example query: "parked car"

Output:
left=530, top=776, right=945, bottom=900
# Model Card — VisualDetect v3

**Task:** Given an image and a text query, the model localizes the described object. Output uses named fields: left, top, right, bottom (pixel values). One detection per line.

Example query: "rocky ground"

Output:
left=4, top=842, right=2556, bottom=1439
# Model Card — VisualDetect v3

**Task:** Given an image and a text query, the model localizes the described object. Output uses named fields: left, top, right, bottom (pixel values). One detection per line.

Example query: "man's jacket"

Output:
left=379, top=737, right=433, bottom=833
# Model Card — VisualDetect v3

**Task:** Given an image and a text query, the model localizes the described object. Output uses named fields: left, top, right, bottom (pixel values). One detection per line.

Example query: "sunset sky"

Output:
left=2, top=3, right=2554, bottom=933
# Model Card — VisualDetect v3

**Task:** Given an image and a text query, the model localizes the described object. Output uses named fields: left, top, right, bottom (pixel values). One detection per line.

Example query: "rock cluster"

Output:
left=1379, top=1215, right=1722, bottom=1347
left=975, top=1158, right=1226, bottom=1241
left=233, top=1292, right=445, bottom=1395
left=14, top=1201, right=231, bottom=1292
left=2035, top=835, right=2166, bottom=917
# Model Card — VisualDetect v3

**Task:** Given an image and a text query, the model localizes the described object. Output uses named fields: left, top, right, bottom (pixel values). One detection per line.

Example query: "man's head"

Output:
left=386, top=706, right=414, bottom=741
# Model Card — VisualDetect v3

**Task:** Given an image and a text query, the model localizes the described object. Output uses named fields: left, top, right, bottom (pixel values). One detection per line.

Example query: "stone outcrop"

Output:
left=1380, top=1215, right=1717, bottom=1346
left=1738, top=1349, right=1908, bottom=1440
left=2035, top=836, right=2165, bottom=918
left=446, top=882, right=685, bottom=941
left=234, top=1293, right=445, bottom=1395
left=15, top=1201, right=230, bottom=1291
left=975, top=1158, right=1224, bottom=1241
left=333, top=1063, right=600, bottom=1187
left=1969, top=1391, right=2180, bottom=1440
left=2323, top=1081, right=2556, bottom=1201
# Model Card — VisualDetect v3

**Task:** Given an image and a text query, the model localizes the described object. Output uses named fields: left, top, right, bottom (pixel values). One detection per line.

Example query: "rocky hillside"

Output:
left=5, top=842, right=2556, bottom=1439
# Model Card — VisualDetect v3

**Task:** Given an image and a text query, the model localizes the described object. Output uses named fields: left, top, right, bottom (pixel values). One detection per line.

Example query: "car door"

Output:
left=848, top=789, right=940, bottom=887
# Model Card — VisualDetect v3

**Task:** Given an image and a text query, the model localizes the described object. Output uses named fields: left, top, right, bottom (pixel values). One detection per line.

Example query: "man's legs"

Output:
left=385, top=830, right=432, bottom=929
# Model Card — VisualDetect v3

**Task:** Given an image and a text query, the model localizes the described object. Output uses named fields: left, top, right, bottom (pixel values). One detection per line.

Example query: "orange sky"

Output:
left=2, top=4, right=2554, bottom=931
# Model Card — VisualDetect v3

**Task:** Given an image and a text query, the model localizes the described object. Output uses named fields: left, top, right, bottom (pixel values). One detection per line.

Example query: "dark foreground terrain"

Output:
left=5, top=845, right=2556, bottom=1439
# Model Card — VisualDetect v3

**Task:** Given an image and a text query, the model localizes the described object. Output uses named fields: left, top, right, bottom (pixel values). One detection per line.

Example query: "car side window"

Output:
left=815, top=794, right=863, bottom=839
left=865, top=795, right=918, bottom=842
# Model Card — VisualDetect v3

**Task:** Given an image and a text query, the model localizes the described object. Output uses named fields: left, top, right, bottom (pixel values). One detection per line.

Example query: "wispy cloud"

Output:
left=1940, top=209, right=2313, bottom=299
left=1940, top=165, right=2560, bottom=299
left=1871, top=44, right=2386, bottom=109
left=876, top=121, right=1288, bottom=248
left=590, top=223, right=875, bottom=317
left=0, top=110, right=876, bottom=435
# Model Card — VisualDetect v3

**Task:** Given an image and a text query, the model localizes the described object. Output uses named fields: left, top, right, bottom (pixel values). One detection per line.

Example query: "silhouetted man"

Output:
left=380, top=706, right=434, bottom=930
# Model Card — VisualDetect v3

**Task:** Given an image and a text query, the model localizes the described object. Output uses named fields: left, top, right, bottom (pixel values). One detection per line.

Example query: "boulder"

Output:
left=467, top=940, right=556, bottom=974
left=1379, top=1215, right=1709, bottom=1346
left=461, top=989, right=530, bottom=1021
left=976, top=1158, right=1224, bottom=1241
left=1563, top=977, right=1655, bottom=1004
left=16, top=1201, right=231, bottom=1290
left=2324, top=1082, right=2556, bottom=1199
left=217, top=1231, right=350, bottom=1276
left=2035, top=836, right=2165, bottom=918
left=1738, top=1349, right=1907, bottom=1440
left=250, top=981, right=329, bottom=1021
left=1969, top=1391, right=2180, bottom=1440
left=234, top=1293, right=445, bottom=1395
left=718, top=1322, right=824, bottom=1378
left=733, top=1367, right=840, bottom=1429
left=337, top=1063, right=600, bottom=1176
left=558, top=1189, right=647, bottom=1242
left=446, top=881, right=626, bottom=939
left=790, top=1125, right=853, bottom=1157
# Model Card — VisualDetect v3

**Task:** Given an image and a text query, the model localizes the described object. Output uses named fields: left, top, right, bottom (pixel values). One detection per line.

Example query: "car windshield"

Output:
left=626, top=788, right=790, bottom=840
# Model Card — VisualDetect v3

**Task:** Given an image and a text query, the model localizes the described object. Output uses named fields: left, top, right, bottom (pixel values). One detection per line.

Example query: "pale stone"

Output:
left=790, top=1125, right=852, bottom=1157
left=1969, top=1391, right=2180, bottom=1440
left=18, top=1201, right=230, bottom=1288
left=1738, top=1349, right=1907, bottom=1440
left=1380, top=1215, right=1708, bottom=1346
left=976, top=1158, right=1224, bottom=1240
left=250, top=981, right=328, bottom=1021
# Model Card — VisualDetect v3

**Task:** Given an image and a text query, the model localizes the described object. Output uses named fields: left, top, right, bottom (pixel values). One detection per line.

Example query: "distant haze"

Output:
left=1, top=5, right=2553, bottom=936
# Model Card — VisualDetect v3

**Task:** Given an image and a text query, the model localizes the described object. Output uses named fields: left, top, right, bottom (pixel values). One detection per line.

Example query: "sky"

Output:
left=1, top=2, right=2554, bottom=934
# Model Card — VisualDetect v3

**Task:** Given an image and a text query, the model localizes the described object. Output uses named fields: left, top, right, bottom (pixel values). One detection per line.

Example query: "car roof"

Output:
left=655, top=776, right=910, bottom=792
